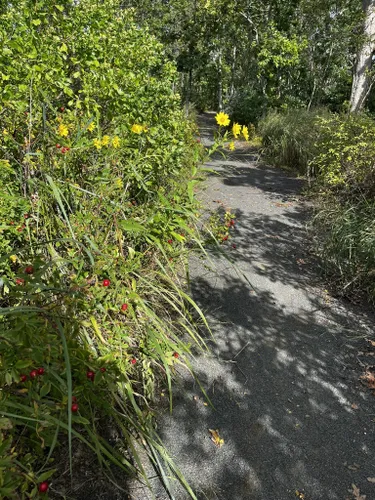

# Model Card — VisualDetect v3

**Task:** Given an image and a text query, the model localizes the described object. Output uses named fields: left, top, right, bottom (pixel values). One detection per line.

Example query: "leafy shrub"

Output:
left=259, top=107, right=329, bottom=174
left=0, top=1, right=208, bottom=497
left=228, top=87, right=267, bottom=126
left=312, top=113, right=375, bottom=195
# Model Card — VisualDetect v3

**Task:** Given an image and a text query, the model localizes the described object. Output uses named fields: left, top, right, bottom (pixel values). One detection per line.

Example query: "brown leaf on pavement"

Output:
left=360, top=369, right=375, bottom=390
left=208, top=429, right=224, bottom=448
left=350, top=483, right=366, bottom=500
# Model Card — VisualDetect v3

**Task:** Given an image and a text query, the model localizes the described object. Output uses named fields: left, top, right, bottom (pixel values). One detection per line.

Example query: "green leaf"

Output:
left=40, top=382, right=51, bottom=398
left=0, top=418, right=12, bottom=430
left=119, top=220, right=145, bottom=232
left=15, top=360, right=32, bottom=369
left=72, top=416, right=90, bottom=425
left=37, top=469, right=57, bottom=482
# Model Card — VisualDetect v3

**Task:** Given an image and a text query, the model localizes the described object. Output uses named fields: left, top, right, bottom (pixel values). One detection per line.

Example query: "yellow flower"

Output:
left=3, top=129, right=9, bottom=136
left=131, top=124, right=144, bottom=134
left=58, top=123, right=69, bottom=137
left=93, top=138, right=102, bottom=150
left=115, top=178, right=123, bottom=189
left=232, top=123, right=241, bottom=138
left=102, top=135, right=110, bottom=146
left=242, top=125, right=249, bottom=142
left=112, top=136, right=120, bottom=148
left=228, top=141, right=235, bottom=151
left=215, top=112, right=230, bottom=127
left=9, top=255, right=17, bottom=263
left=87, top=121, right=95, bottom=132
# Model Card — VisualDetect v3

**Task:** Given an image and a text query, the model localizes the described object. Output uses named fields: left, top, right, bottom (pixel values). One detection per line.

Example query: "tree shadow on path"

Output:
left=156, top=134, right=375, bottom=500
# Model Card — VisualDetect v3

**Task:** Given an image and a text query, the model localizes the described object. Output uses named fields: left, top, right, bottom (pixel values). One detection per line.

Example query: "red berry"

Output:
left=38, top=481, right=49, bottom=493
left=232, top=244, right=236, bottom=249
left=130, top=358, right=137, bottom=365
left=24, top=213, right=29, bottom=219
left=72, top=396, right=77, bottom=403
left=60, top=107, right=65, bottom=112
left=30, top=370, right=38, bottom=379
left=121, top=303, right=128, bottom=312
left=16, top=278, right=25, bottom=286
left=65, top=147, right=70, bottom=151
left=56, top=143, right=61, bottom=148
left=230, top=219, right=235, bottom=226
left=37, top=367, right=45, bottom=375
left=86, top=370, right=95, bottom=380
left=167, top=239, right=173, bottom=244
left=222, top=235, right=228, bottom=241
left=100, top=367, right=106, bottom=373
left=173, top=352, right=179, bottom=358
left=20, top=374, right=28, bottom=382
left=10, top=221, right=14, bottom=225
left=61, top=147, right=67, bottom=154
left=71, top=403, right=79, bottom=412
left=25, top=265, right=34, bottom=274
left=102, top=279, right=110, bottom=287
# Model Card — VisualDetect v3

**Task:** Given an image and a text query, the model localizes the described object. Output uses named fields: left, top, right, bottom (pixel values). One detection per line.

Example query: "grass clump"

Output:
left=259, top=108, right=328, bottom=175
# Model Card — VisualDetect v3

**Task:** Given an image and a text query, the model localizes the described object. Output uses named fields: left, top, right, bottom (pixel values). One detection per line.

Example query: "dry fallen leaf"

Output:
left=351, top=483, right=366, bottom=500
left=209, top=429, right=224, bottom=448
left=295, top=490, right=305, bottom=499
left=368, top=340, right=375, bottom=348
left=367, top=477, right=375, bottom=483
left=351, top=403, right=359, bottom=410
left=360, top=369, right=375, bottom=390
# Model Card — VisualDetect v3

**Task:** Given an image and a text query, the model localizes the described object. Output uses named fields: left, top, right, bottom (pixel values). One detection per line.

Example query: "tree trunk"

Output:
left=218, top=49, right=223, bottom=111
left=350, top=0, right=375, bottom=112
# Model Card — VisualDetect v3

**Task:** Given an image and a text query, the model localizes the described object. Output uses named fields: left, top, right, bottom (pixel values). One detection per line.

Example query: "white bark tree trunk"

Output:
left=350, top=0, right=375, bottom=112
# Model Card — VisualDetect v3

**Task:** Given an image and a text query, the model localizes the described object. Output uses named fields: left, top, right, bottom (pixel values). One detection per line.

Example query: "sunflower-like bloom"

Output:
left=215, top=112, right=230, bottom=127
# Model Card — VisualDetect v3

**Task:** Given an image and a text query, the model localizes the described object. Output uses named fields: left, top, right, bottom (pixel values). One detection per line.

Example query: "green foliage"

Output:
left=0, top=1, right=208, bottom=497
left=228, top=87, right=267, bottom=126
left=312, top=113, right=375, bottom=194
left=259, top=108, right=328, bottom=174
left=313, top=199, right=375, bottom=302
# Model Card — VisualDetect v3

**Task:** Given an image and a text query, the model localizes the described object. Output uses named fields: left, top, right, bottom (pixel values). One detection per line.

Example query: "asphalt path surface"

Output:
left=129, top=114, right=375, bottom=500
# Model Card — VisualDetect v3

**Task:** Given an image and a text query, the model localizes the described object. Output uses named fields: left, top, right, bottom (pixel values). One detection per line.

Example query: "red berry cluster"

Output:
left=20, top=367, right=45, bottom=382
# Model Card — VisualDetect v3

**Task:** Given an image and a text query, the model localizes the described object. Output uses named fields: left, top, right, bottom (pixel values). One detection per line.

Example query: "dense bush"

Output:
left=311, top=113, right=375, bottom=302
left=312, top=113, right=375, bottom=195
left=227, top=87, right=267, bottom=126
left=259, top=108, right=328, bottom=175
left=259, top=108, right=375, bottom=303
left=0, top=1, right=207, bottom=497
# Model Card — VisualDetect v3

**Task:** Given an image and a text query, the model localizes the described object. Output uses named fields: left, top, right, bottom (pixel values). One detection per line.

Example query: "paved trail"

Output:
left=131, top=114, right=375, bottom=500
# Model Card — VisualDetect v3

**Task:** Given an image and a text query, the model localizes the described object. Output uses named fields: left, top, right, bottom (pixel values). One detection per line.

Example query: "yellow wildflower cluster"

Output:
left=242, top=125, right=249, bottom=142
left=232, top=123, right=241, bottom=138
left=228, top=141, right=235, bottom=151
left=215, top=112, right=230, bottom=127
left=131, top=124, right=147, bottom=134
left=93, top=136, right=121, bottom=150
left=87, top=121, right=96, bottom=132
left=58, top=123, right=69, bottom=137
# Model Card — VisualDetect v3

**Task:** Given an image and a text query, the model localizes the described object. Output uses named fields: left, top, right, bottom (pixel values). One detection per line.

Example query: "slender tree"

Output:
left=350, top=0, right=375, bottom=111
